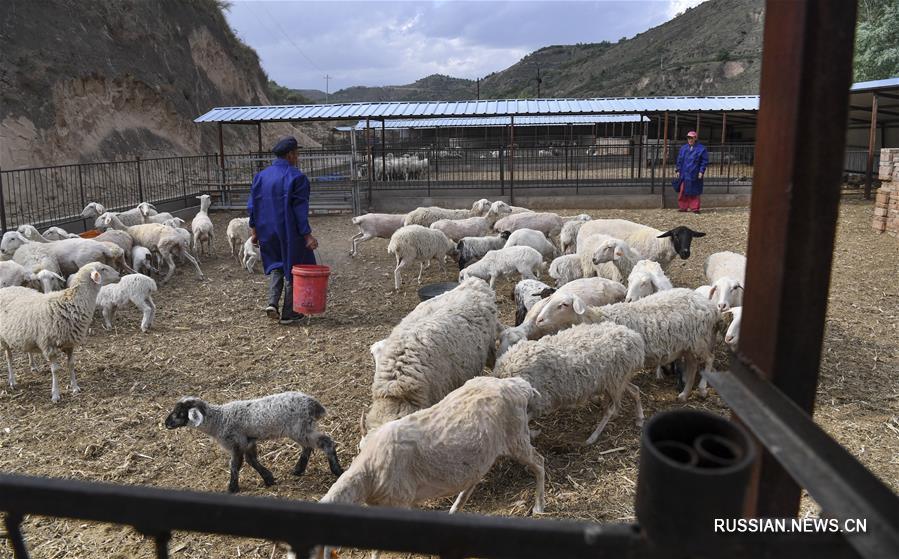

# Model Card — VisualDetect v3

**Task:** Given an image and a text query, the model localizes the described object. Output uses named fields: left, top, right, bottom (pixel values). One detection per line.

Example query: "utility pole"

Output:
left=536, top=65, right=542, bottom=98
left=476, top=77, right=480, bottom=100
left=324, top=74, right=331, bottom=103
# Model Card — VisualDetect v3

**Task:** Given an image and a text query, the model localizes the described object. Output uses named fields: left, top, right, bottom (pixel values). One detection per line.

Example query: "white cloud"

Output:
left=667, top=0, right=708, bottom=19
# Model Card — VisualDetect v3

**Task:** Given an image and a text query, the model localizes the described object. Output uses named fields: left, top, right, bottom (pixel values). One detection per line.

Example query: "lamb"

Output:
left=548, top=254, right=583, bottom=286
left=559, top=215, right=592, bottom=254
left=498, top=276, right=626, bottom=358
left=164, top=392, right=343, bottom=493
left=242, top=238, right=261, bottom=273
left=191, top=194, right=214, bottom=256
left=458, top=245, right=545, bottom=288
left=131, top=246, right=157, bottom=276
left=403, top=203, right=481, bottom=228
left=577, top=233, right=622, bottom=281
left=703, top=251, right=746, bottom=311
left=504, top=228, right=557, bottom=260
left=533, top=288, right=721, bottom=401
left=97, top=212, right=204, bottom=284
left=42, top=227, right=80, bottom=241
left=0, top=263, right=120, bottom=402
left=724, top=307, right=742, bottom=348
left=95, top=273, right=158, bottom=332
left=485, top=200, right=532, bottom=222
left=7, top=243, right=65, bottom=292
left=16, top=225, right=51, bottom=243
left=512, top=278, right=552, bottom=326
left=94, top=229, right=134, bottom=259
left=349, top=213, right=406, bottom=256
left=362, top=278, right=498, bottom=439
left=471, top=198, right=493, bottom=216
left=227, top=217, right=251, bottom=262
left=137, top=202, right=174, bottom=224
left=82, top=202, right=154, bottom=229
left=430, top=211, right=505, bottom=242
left=589, top=237, right=643, bottom=280
left=386, top=225, right=456, bottom=290
left=0, top=261, right=63, bottom=290
left=456, top=231, right=510, bottom=269
left=323, top=376, right=544, bottom=518
left=577, top=220, right=706, bottom=268
left=624, top=260, right=674, bottom=303
left=162, top=218, right=193, bottom=257
left=494, top=212, right=566, bottom=240
left=494, top=322, right=646, bottom=444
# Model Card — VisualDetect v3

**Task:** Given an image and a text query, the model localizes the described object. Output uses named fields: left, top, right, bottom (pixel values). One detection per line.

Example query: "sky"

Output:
left=224, top=0, right=707, bottom=93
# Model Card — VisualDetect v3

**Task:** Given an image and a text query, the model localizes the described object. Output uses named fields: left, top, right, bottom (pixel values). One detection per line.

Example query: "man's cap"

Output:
left=272, top=136, right=299, bottom=156
left=686, top=130, right=697, bottom=138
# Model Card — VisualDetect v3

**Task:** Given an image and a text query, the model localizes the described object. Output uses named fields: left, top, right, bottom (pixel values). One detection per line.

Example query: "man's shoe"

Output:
left=678, top=208, right=687, bottom=212
left=265, top=305, right=279, bottom=319
left=279, top=312, right=306, bottom=325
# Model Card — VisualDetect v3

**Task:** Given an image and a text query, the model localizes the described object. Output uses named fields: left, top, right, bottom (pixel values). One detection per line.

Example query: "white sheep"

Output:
left=578, top=220, right=706, bottom=268
left=16, top=224, right=51, bottom=243
left=94, top=229, right=135, bottom=260
left=386, top=225, right=456, bottom=290
left=512, top=278, right=552, bottom=326
left=42, top=227, right=80, bottom=241
left=191, top=195, right=214, bottom=256
left=226, top=217, right=251, bottom=262
left=724, top=307, right=742, bottom=348
left=430, top=216, right=494, bottom=241
left=589, top=237, right=643, bottom=280
left=558, top=215, right=592, bottom=254
left=494, top=322, right=646, bottom=444
left=323, top=376, right=544, bottom=516
left=577, top=233, right=622, bottom=281
left=0, top=261, right=64, bottom=291
left=455, top=232, right=510, bottom=269
left=137, top=202, right=174, bottom=224
left=2, top=232, right=127, bottom=276
left=548, top=254, right=583, bottom=286
left=403, top=205, right=478, bottom=228
left=362, top=278, right=498, bottom=439
left=6, top=242, right=65, bottom=292
left=494, top=212, right=566, bottom=240
left=164, top=392, right=343, bottom=493
left=82, top=202, right=153, bottom=229
left=0, top=263, right=120, bottom=402
left=349, top=213, right=406, bottom=256
left=131, top=246, right=157, bottom=276
left=458, top=245, right=544, bottom=288
left=498, top=276, right=626, bottom=358
left=704, top=251, right=746, bottom=311
left=533, top=288, right=721, bottom=401
left=624, top=260, right=674, bottom=303
left=95, top=273, right=158, bottom=333
left=504, top=228, right=557, bottom=261
left=485, top=200, right=532, bottom=222
left=242, top=238, right=261, bottom=273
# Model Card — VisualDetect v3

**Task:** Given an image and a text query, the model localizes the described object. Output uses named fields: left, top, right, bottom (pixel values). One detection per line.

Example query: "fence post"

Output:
left=180, top=157, right=188, bottom=204
left=499, top=146, right=505, bottom=196
left=0, top=166, right=7, bottom=233
left=77, top=165, right=88, bottom=231
left=136, top=156, right=145, bottom=203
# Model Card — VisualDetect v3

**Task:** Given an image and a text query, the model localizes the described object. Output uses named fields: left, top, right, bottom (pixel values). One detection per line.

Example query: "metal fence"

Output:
left=844, top=149, right=879, bottom=175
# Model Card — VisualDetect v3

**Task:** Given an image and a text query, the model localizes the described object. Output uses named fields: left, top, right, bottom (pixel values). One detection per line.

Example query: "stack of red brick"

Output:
left=872, top=148, right=899, bottom=237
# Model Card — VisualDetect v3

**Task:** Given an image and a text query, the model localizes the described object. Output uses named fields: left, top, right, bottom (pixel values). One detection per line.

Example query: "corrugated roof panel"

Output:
left=351, top=114, right=650, bottom=130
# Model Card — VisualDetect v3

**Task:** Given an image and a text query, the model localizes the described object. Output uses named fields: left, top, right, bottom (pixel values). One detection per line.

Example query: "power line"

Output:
left=257, top=4, right=324, bottom=73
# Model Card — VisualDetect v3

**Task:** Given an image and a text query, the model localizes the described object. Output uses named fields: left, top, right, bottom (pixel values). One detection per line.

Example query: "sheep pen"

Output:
left=0, top=200, right=895, bottom=558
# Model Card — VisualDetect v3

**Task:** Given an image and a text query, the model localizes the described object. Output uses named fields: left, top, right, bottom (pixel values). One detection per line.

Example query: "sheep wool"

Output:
left=349, top=213, right=406, bottom=256
left=96, top=273, right=158, bottom=333
left=458, top=245, right=544, bottom=288
left=403, top=206, right=473, bottom=228
left=387, top=225, right=456, bottom=290
left=548, top=254, right=583, bottom=286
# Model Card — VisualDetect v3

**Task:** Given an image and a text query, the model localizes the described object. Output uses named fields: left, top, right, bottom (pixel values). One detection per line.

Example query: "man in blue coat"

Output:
left=673, top=130, right=708, bottom=213
left=248, top=136, right=318, bottom=325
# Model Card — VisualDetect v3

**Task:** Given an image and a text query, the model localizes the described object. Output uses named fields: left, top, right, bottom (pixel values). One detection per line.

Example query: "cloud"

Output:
left=224, top=1, right=692, bottom=92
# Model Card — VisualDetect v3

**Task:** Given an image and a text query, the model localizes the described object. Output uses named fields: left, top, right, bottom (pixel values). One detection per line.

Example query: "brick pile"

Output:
left=872, top=148, right=899, bottom=237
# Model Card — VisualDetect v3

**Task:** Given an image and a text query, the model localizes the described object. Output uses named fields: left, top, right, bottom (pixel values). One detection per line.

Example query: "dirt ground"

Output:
left=0, top=197, right=896, bottom=558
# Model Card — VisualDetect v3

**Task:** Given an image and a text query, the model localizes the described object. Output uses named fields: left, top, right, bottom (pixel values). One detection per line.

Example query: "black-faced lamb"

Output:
left=164, top=392, right=343, bottom=493
left=456, top=231, right=510, bottom=269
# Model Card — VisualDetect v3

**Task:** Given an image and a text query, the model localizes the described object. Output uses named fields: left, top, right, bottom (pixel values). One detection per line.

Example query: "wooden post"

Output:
left=695, top=113, right=701, bottom=137
left=217, top=123, right=225, bottom=169
left=864, top=94, right=878, bottom=199
left=661, top=111, right=669, bottom=208
left=739, top=0, right=858, bottom=518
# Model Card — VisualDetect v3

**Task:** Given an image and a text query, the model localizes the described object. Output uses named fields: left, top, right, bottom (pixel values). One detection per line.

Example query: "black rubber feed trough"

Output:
left=418, top=282, right=459, bottom=301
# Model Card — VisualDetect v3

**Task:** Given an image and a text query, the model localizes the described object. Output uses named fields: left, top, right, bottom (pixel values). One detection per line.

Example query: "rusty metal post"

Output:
left=217, top=123, right=225, bottom=169
left=257, top=123, right=262, bottom=155
left=661, top=111, right=669, bottom=208
left=366, top=118, right=373, bottom=203
left=695, top=113, right=701, bottom=137
left=135, top=156, right=145, bottom=203
left=0, top=166, right=7, bottom=233
left=864, top=94, right=878, bottom=199
left=738, top=0, right=858, bottom=518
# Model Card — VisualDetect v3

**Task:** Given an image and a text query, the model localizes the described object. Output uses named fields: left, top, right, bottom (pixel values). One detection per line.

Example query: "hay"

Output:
left=0, top=198, right=895, bottom=558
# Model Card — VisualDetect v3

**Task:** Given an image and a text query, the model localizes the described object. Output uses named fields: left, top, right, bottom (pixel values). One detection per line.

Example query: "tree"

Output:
left=853, top=0, right=899, bottom=81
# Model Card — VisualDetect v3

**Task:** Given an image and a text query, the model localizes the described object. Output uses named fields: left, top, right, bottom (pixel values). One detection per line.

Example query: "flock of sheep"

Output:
left=0, top=193, right=748, bottom=558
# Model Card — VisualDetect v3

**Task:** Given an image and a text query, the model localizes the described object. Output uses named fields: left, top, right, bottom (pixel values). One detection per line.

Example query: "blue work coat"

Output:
left=248, top=159, right=315, bottom=275
left=673, top=142, right=709, bottom=196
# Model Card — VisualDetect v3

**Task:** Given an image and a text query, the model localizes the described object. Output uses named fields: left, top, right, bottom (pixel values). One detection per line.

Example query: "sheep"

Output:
left=0, top=261, right=63, bottom=290
left=97, top=213, right=204, bottom=284
left=137, top=202, right=174, bottom=224
left=7, top=242, right=65, bottom=292
left=512, top=278, right=552, bottom=326
left=362, top=278, right=498, bottom=439
left=403, top=203, right=481, bottom=228
left=242, top=238, right=261, bottom=273
left=456, top=231, right=510, bottom=269
left=349, top=213, right=406, bottom=257
left=42, top=227, right=80, bottom=241
left=191, top=195, right=214, bottom=256
left=577, top=233, right=622, bottom=281
left=494, top=212, right=566, bottom=240
left=323, top=376, right=544, bottom=518
left=2, top=232, right=128, bottom=276
left=0, top=262, right=120, bottom=402
left=724, top=307, right=742, bottom=348
left=164, top=392, right=343, bottom=493
left=386, top=225, right=456, bottom=290
left=559, top=216, right=592, bottom=254
left=498, top=276, right=626, bottom=358
left=16, top=225, right=51, bottom=243
left=494, top=322, right=646, bottom=444
left=458, top=245, right=545, bottom=288
left=485, top=200, right=532, bottom=222
left=131, top=246, right=157, bottom=276
left=82, top=202, right=154, bottom=228
left=430, top=216, right=493, bottom=242
left=471, top=198, right=492, bottom=216
left=548, top=254, right=583, bottom=287
left=95, top=273, right=158, bottom=332
left=162, top=218, right=193, bottom=260
left=589, top=237, right=643, bottom=280
left=533, top=288, right=721, bottom=401
left=624, top=260, right=674, bottom=303
left=94, top=229, right=134, bottom=259
left=227, top=217, right=251, bottom=262
left=704, top=251, right=746, bottom=311
left=577, top=220, right=706, bottom=268
left=504, top=228, right=557, bottom=261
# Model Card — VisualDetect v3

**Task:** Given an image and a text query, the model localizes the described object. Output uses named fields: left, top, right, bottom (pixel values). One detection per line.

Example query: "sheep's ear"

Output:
left=572, top=296, right=586, bottom=315
left=657, top=230, right=673, bottom=238
left=538, top=287, right=556, bottom=298
left=188, top=407, right=204, bottom=427
left=735, top=283, right=744, bottom=290
left=90, top=270, right=102, bottom=284
left=691, top=231, right=706, bottom=238
left=708, top=285, right=717, bottom=299
left=14, top=232, right=28, bottom=242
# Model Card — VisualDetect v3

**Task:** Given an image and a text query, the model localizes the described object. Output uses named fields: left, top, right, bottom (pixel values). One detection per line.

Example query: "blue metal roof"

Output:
left=195, top=96, right=760, bottom=124
left=849, top=77, right=899, bottom=93
left=352, top=114, right=649, bottom=130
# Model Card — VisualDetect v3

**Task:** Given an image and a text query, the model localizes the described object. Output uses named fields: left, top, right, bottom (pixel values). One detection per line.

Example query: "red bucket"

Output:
left=292, top=264, right=331, bottom=315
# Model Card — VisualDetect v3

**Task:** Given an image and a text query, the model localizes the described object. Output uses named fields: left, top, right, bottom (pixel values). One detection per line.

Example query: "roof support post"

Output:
left=661, top=111, right=669, bottom=209
left=864, top=94, right=878, bottom=199
left=739, top=0, right=857, bottom=518
left=720, top=111, right=728, bottom=174
left=695, top=113, right=700, bottom=137
left=509, top=115, right=515, bottom=205
left=381, top=120, right=387, bottom=182
left=217, top=122, right=224, bottom=169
